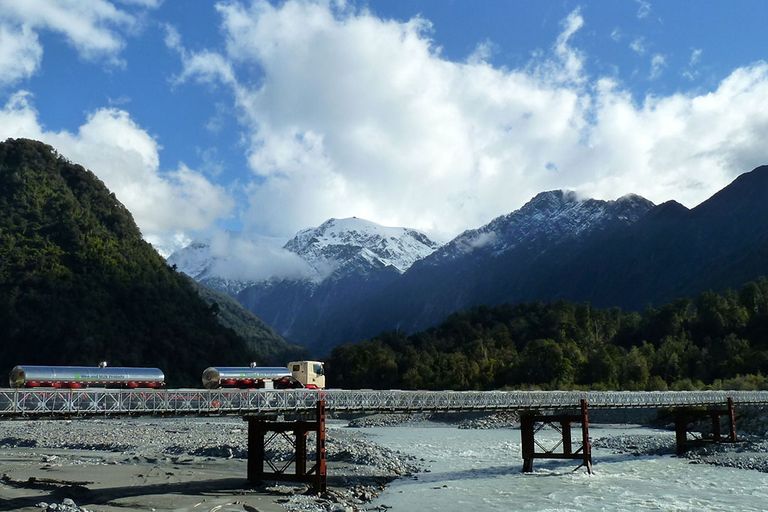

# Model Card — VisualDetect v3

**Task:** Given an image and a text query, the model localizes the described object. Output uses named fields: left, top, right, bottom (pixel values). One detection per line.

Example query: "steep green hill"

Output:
left=0, top=138, right=290, bottom=386
left=187, top=277, right=305, bottom=363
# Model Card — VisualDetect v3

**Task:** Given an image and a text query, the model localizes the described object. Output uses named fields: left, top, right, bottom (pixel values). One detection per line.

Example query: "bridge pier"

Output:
left=674, top=397, right=737, bottom=455
left=521, top=398, right=592, bottom=474
left=245, top=399, right=327, bottom=493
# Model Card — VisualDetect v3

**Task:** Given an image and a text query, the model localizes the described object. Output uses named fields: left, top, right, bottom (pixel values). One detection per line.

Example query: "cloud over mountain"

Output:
left=1, top=1, right=767, bottom=255
left=173, top=0, right=768, bottom=243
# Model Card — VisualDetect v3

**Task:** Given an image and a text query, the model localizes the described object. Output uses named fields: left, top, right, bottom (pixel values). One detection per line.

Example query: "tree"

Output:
left=621, top=347, right=650, bottom=390
left=518, top=338, right=572, bottom=386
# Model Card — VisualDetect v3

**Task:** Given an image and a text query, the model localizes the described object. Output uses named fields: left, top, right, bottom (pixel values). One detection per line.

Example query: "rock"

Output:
left=347, top=413, right=430, bottom=428
left=592, top=434, right=676, bottom=456
left=457, top=412, right=520, bottom=429
left=266, top=485, right=299, bottom=495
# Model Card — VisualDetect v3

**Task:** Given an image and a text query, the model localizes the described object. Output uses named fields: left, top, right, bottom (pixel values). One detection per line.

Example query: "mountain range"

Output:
left=171, top=165, right=768, bottom=354
left=169, top=217, right=440, bottom=346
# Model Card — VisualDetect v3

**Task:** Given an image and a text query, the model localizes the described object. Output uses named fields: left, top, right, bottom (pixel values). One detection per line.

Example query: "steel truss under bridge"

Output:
left=2, top=389, right=768, bottom=418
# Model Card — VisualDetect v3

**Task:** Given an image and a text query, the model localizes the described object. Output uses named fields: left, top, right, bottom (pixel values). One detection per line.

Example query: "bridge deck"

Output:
left=2, top=389, right=768, bottom=418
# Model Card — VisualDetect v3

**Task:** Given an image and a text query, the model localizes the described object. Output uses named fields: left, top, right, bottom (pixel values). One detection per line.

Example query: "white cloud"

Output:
left=468, top=39, right=495, bottom=65
left=630, top=37, right=646, bottom=55
left=0, top=0, right=159, bottom=81
left=0, top=92, right=233, bottom=256
left=165, top=24, right=236, bottom=86
left=650, top=53, right=666, bottom=80
left=177, top=50, right=237, bottom=86
left=116, top=0, right=163, bottom=7
left=636, top=0, right=652, bottom=19
left=207, top=232, right=315, bottom=281
left=552, top=8, right=585, bottom=83
left=163, top=23, right=182, bottom=51
left=581, top=67, right=768, bottom=205
left=683, top=48, right=703, bottom=81
left=462, top=231, right=498, bottom=252
left=0, top=24, right=43, bottom=86
left=171, top=0, right=768, bottom=243
left=0, top=0, right=130, bottom=59
left=689, top=48, right=703, bottom=66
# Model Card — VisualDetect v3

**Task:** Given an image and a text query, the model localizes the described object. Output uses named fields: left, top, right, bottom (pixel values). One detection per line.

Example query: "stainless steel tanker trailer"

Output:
left=9, top=364, right=165, bottom=389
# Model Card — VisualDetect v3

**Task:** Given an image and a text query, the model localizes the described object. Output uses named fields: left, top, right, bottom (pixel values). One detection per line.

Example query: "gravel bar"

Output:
left=0, top=417, right=421, bottom=512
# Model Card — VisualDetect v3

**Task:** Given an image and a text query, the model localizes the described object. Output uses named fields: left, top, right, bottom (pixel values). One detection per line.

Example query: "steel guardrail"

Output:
left=1, top=389, right=768, bottom=418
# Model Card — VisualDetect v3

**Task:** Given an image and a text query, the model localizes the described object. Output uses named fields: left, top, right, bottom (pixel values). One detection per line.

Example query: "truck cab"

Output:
left=289, top=360, right=325, bottom=389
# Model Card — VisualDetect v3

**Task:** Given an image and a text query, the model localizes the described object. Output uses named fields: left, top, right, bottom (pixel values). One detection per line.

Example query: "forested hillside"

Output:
left=328, top=278, right=768, bottom=391
left=187, top=277, right=305, bottom=362
left=0, top=139, right=289, bottom=386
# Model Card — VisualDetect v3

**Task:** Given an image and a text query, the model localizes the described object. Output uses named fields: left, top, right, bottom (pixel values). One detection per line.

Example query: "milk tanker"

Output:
left=8, top=360, right=325, bottom=389
left=201, top=361, right=325, bottom=389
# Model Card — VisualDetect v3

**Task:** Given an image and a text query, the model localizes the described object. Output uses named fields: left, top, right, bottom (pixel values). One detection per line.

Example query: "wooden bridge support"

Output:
left=521, top=398, right=592, bottom=474
left=245, top=399, right=327, bottom=493
left=674, top=397, right=737, bottom=456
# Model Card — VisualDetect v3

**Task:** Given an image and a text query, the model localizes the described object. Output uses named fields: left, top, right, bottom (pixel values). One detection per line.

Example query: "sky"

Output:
left=1, top=0, right=768, bottom=263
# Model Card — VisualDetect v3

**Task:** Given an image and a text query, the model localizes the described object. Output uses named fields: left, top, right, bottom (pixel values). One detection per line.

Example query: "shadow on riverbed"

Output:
left=0, top=474, right=395, bottom=511
left=0, top=477, right=248, bottom=511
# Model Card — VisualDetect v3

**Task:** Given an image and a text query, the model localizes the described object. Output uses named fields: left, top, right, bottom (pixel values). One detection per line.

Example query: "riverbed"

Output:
left=2, top=418, right=767, bottom=511
left=366, top=424, right=768, bottom=511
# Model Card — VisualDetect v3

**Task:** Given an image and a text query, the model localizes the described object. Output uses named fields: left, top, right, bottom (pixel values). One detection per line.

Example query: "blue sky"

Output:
left=1, top=0, right=767, bottom=260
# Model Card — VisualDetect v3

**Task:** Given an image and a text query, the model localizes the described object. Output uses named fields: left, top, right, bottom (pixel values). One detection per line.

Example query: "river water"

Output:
left=365, top=424, right=768, bottom=511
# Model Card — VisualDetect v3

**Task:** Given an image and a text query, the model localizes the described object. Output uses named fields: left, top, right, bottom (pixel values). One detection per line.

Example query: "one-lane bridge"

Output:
left=2, top=388, right=768, bottom=417
left=2, top=389, right=767, bottom=491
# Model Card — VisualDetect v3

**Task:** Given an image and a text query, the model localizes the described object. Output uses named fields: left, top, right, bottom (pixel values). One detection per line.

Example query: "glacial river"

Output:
left=365, top=425, right=768, bottom=511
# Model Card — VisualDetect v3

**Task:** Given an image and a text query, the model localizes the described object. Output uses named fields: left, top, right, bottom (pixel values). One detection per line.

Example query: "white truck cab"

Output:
left=289, top=360, right=325, bottom=389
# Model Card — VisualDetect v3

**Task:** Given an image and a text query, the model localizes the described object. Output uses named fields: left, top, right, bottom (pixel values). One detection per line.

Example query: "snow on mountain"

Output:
left=284, top=217, right=440, bottom=277
left=432, top=190, right=655, bottom=262
left=169, top=193, right=652, bottom=297
left=167, top=217, right=440, bottom=293
left=167, top=241, right=216, bottom=280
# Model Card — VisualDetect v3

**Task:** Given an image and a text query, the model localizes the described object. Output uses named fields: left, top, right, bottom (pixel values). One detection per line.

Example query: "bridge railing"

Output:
left=2, top=389, right=768, bottom=418
left=324, top=390, right=768, bottom=411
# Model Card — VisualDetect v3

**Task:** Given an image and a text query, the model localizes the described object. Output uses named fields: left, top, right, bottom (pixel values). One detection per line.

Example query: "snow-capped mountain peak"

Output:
left=433, top=190, right=655, bottom=261
left=284, top=217, right=440, bottom=275
left=167, top=241, right=215, bottom=280
left=167, top=217, right=440, bottom=294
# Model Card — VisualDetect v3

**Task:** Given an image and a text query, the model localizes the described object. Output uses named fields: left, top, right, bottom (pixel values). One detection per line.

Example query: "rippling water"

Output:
left=365, top=425, right=768, bottom=511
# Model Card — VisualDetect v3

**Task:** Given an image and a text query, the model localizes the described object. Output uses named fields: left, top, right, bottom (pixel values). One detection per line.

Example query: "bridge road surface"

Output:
left=2, top=389, right=768, bottom=418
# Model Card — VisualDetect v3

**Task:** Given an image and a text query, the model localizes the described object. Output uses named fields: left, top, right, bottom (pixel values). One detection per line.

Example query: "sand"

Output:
left=0, top=446, right=294, bottom=512
left=0, top=417, right=418, bottom=512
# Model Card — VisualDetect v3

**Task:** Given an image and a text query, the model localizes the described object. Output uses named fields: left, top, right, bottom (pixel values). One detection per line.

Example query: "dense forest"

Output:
left=0, top=138, right=291, bottom=386
left=328, top=278, right=768, bottom=391
left=188, top=277, right=305, bottom=362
